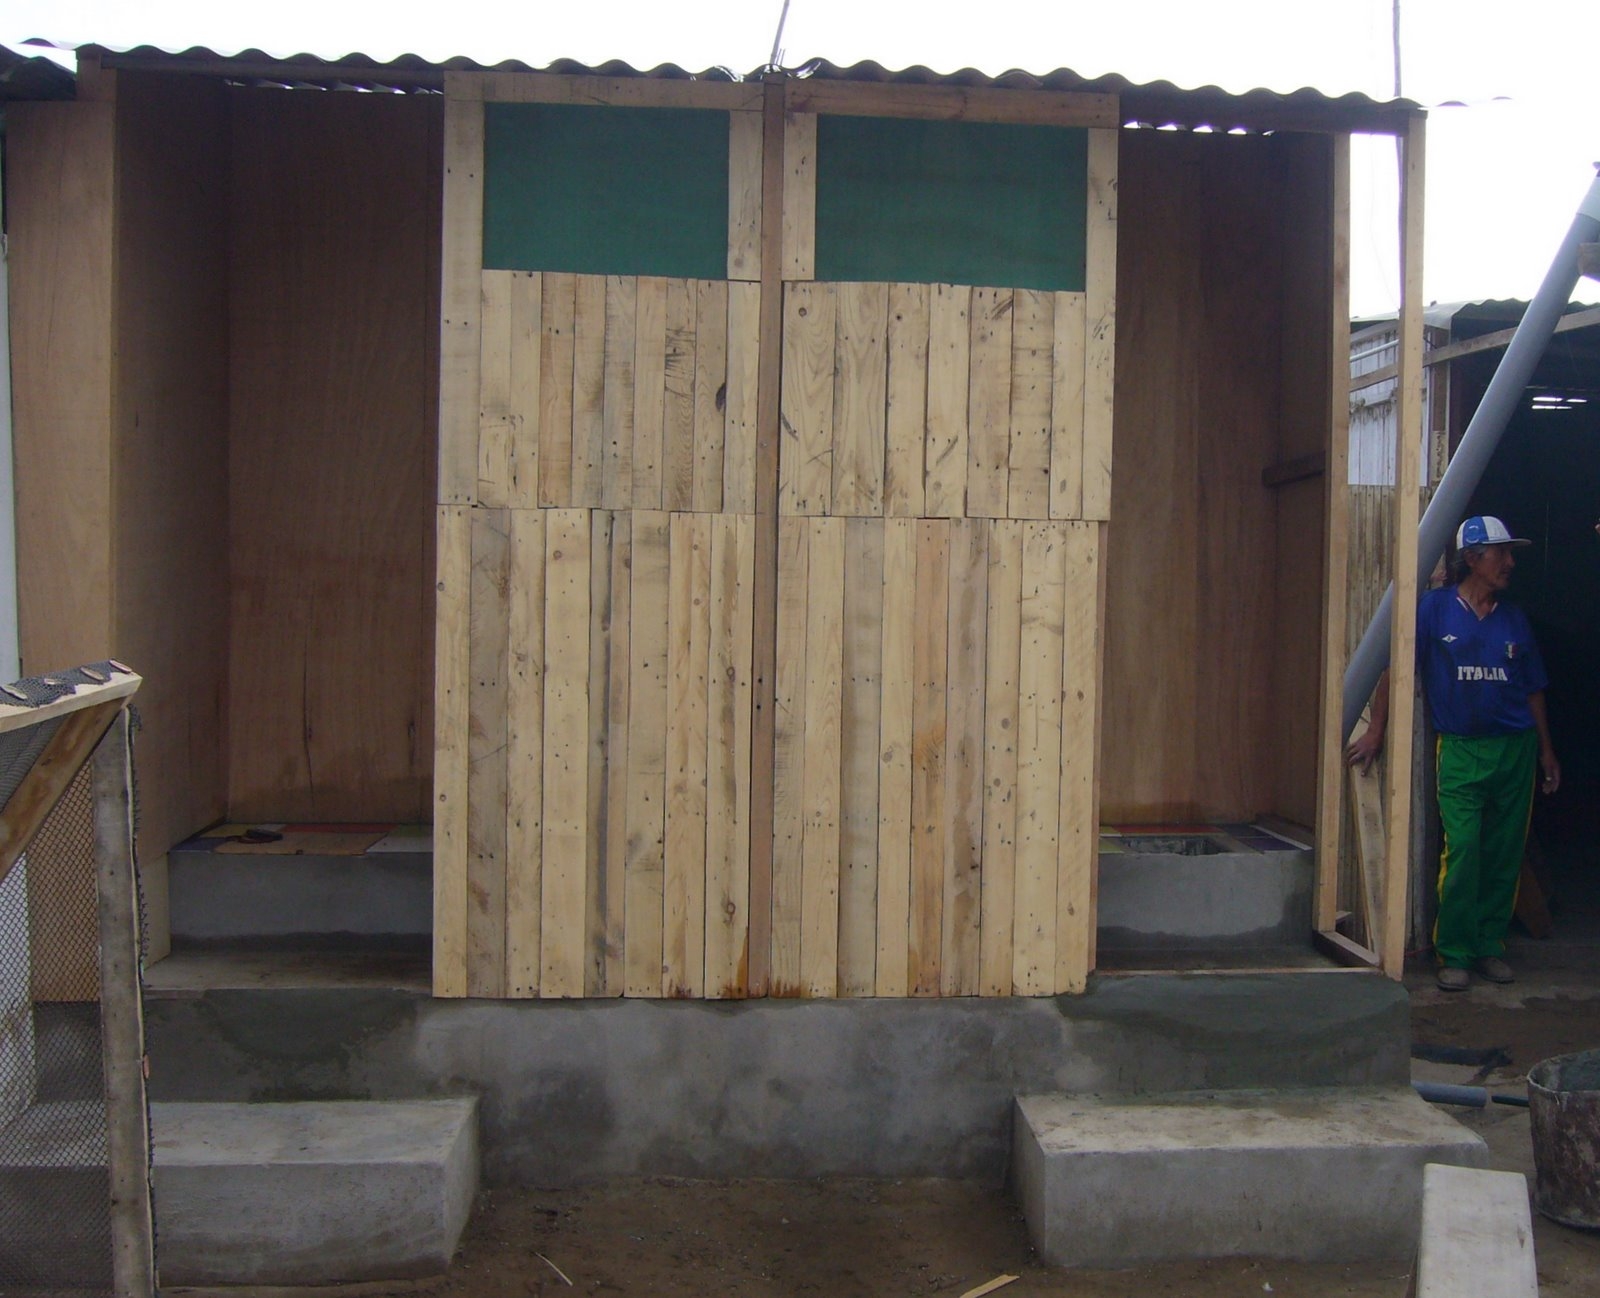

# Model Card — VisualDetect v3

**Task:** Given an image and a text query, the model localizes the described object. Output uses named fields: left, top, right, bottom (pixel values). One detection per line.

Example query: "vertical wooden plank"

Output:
left=1048, top=291, right=1086, bottom=520
left=779, top=281, right=837, bottom=516
left=477, top=270, right=514, bottom=508
left=731, top=515, right=757, bottom=993
left=467, top=509, right=511, bottom=998
left=925, top=285, right=971, bottom=519
left=800, top=516, right=845, bottom=997
left=832, top=281, right=889, bottom=517
left=508, top=271, right=542, bottom=509
left=600, top=513, right=632, bottom=995
left=624, top=511, right=671, bottom=996
left=1082, top=128, right=1119, bottom=521
left=727, top=109, right=764, bottom=281
left=942, top=518, right=988, bottom=995
left=771, top=515, right=808, bottom=995
left=693, top=279, right=729, bottom=512
left=538, top=272, right=576, bottom=507
left=1008, top=289, right=1054, bottom=520
left=781, top=111, right=817, bottom=281
left=1014, top=521, right=1065, bottom=995
left=632, top=276, right=668, bottom=510
left=705, top=515, right=751, bottom=997
left=909, top=520, right=950, bottom=996
left=584, top=512, right=615, bottom=996
left=571, top=275, right=607, bottom=508
left=662, top=278, right=697, bottom=511
left=874, top=519, right=916, bottom=996
left=723, top=281, right=762, bottom=514
left=541, top=509, right=591, bottom=997
left=979, top=520, right=1022, bottom=996
left=838, top=517, right=884, bottom=996
left=885, top=283, right=930, bottom=519
left=602, top=276, right=637, bottom=510
left=965, top=286, right=1015, bottom=519
left=433, top=504, right=471, bottom=996
left=505, top=509, right=546, bottom=997
left=1055, top=523, right=1100, bottom=994
left=1315, top=134, right=1353, bottom=933
left=664, top=514, right=711, bottom=996
left=1088, top=519, right=1109, bottom=974
left=438, top=94, right=484, bottom=505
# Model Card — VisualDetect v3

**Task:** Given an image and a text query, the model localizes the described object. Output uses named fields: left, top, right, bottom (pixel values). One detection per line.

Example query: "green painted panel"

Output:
left=814, top=116, right=1088, bottom=292
left=483, top=102, right=728, bottom=278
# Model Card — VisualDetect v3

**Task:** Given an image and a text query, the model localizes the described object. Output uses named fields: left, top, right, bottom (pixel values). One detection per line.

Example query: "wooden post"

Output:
left=92, top=708, right=155, bottom=1298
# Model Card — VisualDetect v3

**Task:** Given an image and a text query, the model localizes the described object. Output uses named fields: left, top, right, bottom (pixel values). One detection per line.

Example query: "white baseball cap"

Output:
left=1456, top=515, right=1532, bottom=549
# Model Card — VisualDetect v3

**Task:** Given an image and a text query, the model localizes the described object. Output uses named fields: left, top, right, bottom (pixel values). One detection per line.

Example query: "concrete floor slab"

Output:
left=1013, top=1086, right=1489, bottom=1267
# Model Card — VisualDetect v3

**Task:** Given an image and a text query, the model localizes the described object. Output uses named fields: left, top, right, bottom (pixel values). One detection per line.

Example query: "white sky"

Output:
left=4, top=0, right=1596, bottom=316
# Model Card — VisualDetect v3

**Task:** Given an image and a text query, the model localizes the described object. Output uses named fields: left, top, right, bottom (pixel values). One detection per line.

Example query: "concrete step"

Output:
left=150, top=1097, right=478, bottom=1285
left=1414, top=1163, right=1537, bottom=1298
left=1012, top=1085, right=1488, bottom=1267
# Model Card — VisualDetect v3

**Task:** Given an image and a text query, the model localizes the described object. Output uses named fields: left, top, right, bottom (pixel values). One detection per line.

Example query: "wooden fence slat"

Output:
left=1048, top=291, right=1086, bottom=520
left=664, top=513, right=712, bottom=997
left=727, top=109, right=763, bottom=281
left=909, top=519, right=950, bottom=995
left=800, top=517, right=845, bottom=997
left=1014, top=522, right=1065, bottom=994
left=505, top=509, right=546, bottom=996
left=779, top=281, right=837, bottom=516
left=632, top=276, right=668, bottom=510
left=1082, top=128, right=1118, bottom=520
left=693, top=279, right=729, bottom=512
left=600, top=512, right=632, bottom=994
left=624, top=510, right=670, bottom=996
left=508, top=271, right=542, bottom=508
left=438, top=96, right=483, bottom=505
left=538, top=272, right=576, bottom=507
left=925, top=285, right=971, bottom=518
left=602, top=277, right=638, bottom=510
left=1007, top=288, right=1054, bottom=519
left=433, top=505, right=471, bottom=995
left=832, top=281, right=888, bottom=517
left=874, top=518, right=916, bottom=996
left=705, top=515, right=752, bottom=997
left=477, top=270, right=514, bottom=508
left=979, top=519, right=1022, bottom=995
left=885, top=283, right=930, bottom=518
left=467, top=509, right=511, bottom=998
left=1055, top=522, right=1099, bottom=993
left=771, top=515, right=809, bottom=994
left=782, top=111, right=817, bottom=280
left=838, top=517, right=884, bottom=996
left=541, top=509, right=592, bottom=996
left=572, top=274, right=608, bottom=508
left=662, top=278, right=697, bottom=511
left=584, top=511, right=615, bottom=996
left=966, top=286, right=1014, bottom=519
left=731, top=514, right=757, bottom=994
left=723, top=281, right=762, bottom=513
left=942, top=517, right=988, bottom=995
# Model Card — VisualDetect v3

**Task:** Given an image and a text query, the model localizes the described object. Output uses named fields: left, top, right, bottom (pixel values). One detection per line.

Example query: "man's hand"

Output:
left=1345, top=727, right=1384, bottom=775
left=1540, top=748, right=1562, bottom=795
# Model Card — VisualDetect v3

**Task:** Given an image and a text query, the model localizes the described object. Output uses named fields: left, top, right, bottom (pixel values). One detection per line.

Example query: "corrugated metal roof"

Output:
left=13, top=40, right=1418, bottom=132
left=0, top=44, right=75, bottom=101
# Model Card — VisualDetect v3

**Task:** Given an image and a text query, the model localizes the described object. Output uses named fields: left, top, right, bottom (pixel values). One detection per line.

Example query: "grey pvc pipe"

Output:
left=1342, top=169, right=1600, bottom=743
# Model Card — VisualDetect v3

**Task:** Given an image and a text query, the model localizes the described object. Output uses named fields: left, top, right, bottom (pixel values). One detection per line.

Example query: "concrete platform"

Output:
left=1012, top=1086, right=1489, bottom=1267
left=1097, top=843, right=1313, bottom=951
left=150, top=1097, right=478, bottom=1285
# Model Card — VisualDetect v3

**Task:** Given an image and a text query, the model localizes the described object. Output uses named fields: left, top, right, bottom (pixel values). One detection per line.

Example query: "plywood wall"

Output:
left=227, top=88, right=442, bottom=823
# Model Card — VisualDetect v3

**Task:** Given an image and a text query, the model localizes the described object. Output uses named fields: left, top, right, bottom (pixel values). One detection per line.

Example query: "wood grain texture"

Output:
left=779, top=281, right=837, bottom=516
left=480, top=71, right=762, bottom=111
left=663, top=279, right=698, bottom=511
left=478, top=270, right=514, bottom=507
left=727, top=110, right=764, bottom=281
left=965, top=287, right=1015, bottom=519
left=874, top=519, right=917, bottom=997
left=508, top=271, right=542, bottom=508
left=1055, top=523, right=1100, bottom=993
left=941, top=518, right=988, bottom=995
left=885, top=283, right=931, bottom=518
left=584, top=512, right=616, bottom=996
left=771, top=516, right=809, bottom=994
left=467, top=509, right=511, bottom=998
left=505, top=509, right=546, bottom=996
left=433, top=505, right=472, bottom=996
left=693, top=280, right=729, bottom=512
left=783, top=79, right=1119, bottom=128
left=838, top=518, right=884, bottom=996
left=438, top=93, right=484, bottom=504
left=832, top=282, right=889, bottom=516
left=800, top=518, right=846, bottom=997
left=781, top=111, right=817, bottom=281
left=624, top=511, right=670, bottom=996
left=602, top=277, right=638, bottom=509
left=1007, top=289, right=1054, bottom=519
left=664, top=514, right=712, bottom=997
left=1048, top=292, right=1086, bottom=520
left=925, top=285, right=971, bottom=518
left=909, top=521, right=950, bottom=995
left=979, top=521, right=1023, bottom=995
left=723, top=281, right=762, bottom=513
left=1082, top=127, right=1118, bottom=521
left=599, top=513, right=632, bottom=995
left=631, top=276, right=668, bottom=509
left=571, top=274, right=607, bottom=508
left=539, top=272, right=577, bottom=507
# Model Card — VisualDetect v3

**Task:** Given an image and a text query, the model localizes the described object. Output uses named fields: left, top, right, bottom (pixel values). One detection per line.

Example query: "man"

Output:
left=1346, top=515, right=1560, bottom=991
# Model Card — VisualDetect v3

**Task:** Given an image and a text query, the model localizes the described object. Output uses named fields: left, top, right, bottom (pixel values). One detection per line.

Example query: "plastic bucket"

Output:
left=1528, top=1048, right=1600, bottom=1228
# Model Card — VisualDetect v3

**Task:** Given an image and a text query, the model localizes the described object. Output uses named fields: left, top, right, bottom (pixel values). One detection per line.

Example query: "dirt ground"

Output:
left=351, top=941, right=1600, bottom=1298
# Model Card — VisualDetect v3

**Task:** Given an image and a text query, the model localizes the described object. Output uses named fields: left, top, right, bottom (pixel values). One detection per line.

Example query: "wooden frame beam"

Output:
left=467, top=71, right=762, bottom=111
left=783, top=80, right=1117, bottom=128
left=1351, top=305, right=1600, bottom=393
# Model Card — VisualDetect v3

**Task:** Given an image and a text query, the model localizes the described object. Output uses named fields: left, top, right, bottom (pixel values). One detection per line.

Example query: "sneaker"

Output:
left=1437, top=966, right=1470, bottom=991
left=1475, top=956, right=1514, bottom=985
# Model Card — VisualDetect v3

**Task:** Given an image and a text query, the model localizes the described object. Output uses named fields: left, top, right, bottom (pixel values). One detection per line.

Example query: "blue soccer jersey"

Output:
left=1415, top=587, right=1548, bottom=736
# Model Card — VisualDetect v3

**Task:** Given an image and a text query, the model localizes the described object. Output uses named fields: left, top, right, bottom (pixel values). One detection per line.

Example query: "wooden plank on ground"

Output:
left=838, top=517, right=885, bottom=997
left=966, top=286, right=1015, bottom=519
left=693, top=279, right=729, bottom=512
left=540, top=509, right=591, bottom=996
left=771, top=515, right=809, bottom=995
left=432, top=504, right=471, bottom=996
left=705, top=515, right=753, bottom=997
left=875, top=518, right=916, bottom=997
left=1082, top=129, right=1118, bottom=521
left=508, top=271, right=542, bottom=508
left=662, top=278, right=697, bottom=511
left=910, top=519, right=950, bottom=995
left=801, top=517, right=846, bottom=997
left=538, top=271, right=576, bottom=507
left=477, top=270, right=514, bottom=508
left=942, top=517, right=988, bottom=996
left=832, top=281, right=889, bottom=516
left=624, top=511, right=671, bottom=996
left=723, top=281, right=762, bottom=513
left=925, top=285, right=972, bottom=518
left=1014, top=522, right=1065, bottom=994
left=1008, top=289, right=1054, bottom=519
left=505, top=509, right=546, bottom=996
left=467, top=508, right=511, bottom=998
left=779, top=281, right=837, bottom=516
left=1055, top=522, right=1100, bottom=993
left=571, top=274, right=607, bottom=508
left=602, top=276, right=637, bottom=510
left=885, top=283, right=930, bottom=518
left=728, top=109, right=763, bottom=281
left=1048, top=291, right=1086, bottom=520
left=980, top=520, right=1023, bottom=995
left=438, top=95, right=484, bottom=505
left=782, top=111, right=817, bottom=281
left=631, top=276, right=668, bottom=510
left=584, top=511, right=615, bottom=996
left=664, top=513, right=711, bottom=997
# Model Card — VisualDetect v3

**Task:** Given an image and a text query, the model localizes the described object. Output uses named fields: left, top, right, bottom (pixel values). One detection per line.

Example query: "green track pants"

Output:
left=1433, top=729, right=1538, bottom=968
